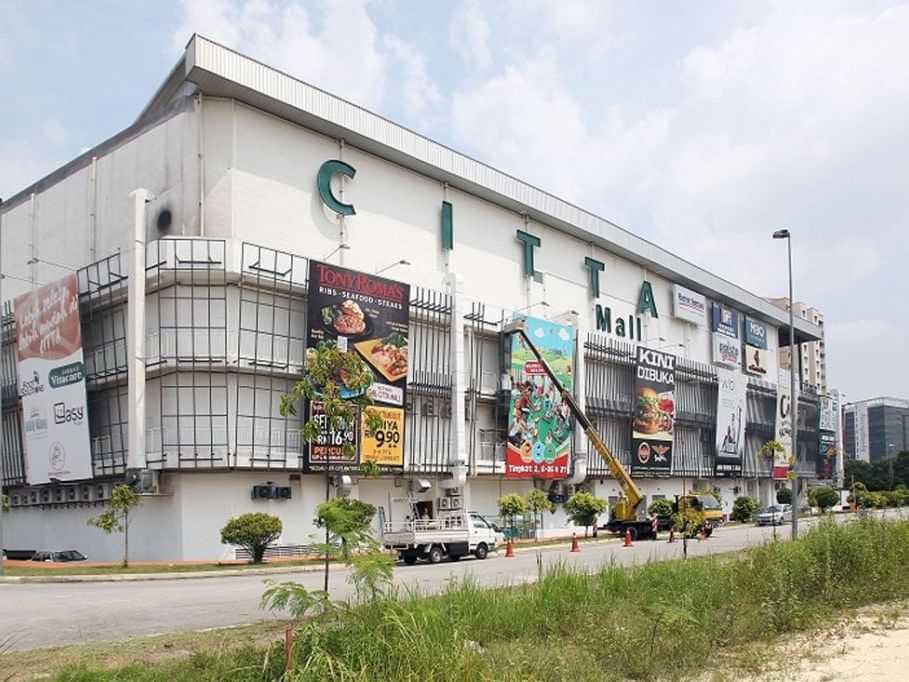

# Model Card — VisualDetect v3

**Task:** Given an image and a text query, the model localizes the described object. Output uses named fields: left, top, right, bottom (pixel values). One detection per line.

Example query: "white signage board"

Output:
left=14, top=274, right=92, bottom=484
left=671, top=284, right=707, bottom=326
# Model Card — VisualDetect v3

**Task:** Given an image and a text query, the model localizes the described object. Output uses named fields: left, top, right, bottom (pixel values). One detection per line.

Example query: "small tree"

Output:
left=526, top=489, right=554, bottom=537
left=731, top=495, right=760, bottom=523
left=564, top=490, right=607, bottom=537
left=281, top=341, right=384, bottom=593
left=221, top=512, right=282, bottom=564
left=672, top=504, right=706, bottom=559
left=648, top=498, right=674, bottom=518
left=498, top=493, right=530, bottom=537
left=315, top=497, right=377, bottom=561
left=87, top=484, right=142, bottom=568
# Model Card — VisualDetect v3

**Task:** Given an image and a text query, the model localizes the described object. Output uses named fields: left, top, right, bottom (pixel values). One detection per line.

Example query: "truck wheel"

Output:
left=627, top=526, right=638, bottom=541
left=403, top=554, right=417, bottom=565
left=428, top=546, right=443, bottom=564
left=704, top=527, right=714, bottom=538
left=474, top=543, right=488, bottom=560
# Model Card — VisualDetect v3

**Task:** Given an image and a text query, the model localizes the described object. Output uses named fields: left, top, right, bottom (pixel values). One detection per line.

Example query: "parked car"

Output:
left=756, top=505, right=792, bottom=526
left=30, top=550, right=88, bottom=562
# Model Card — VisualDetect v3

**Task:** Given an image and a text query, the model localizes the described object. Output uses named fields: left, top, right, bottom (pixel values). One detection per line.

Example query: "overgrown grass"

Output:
left=44, top=516, right=909, bottom=681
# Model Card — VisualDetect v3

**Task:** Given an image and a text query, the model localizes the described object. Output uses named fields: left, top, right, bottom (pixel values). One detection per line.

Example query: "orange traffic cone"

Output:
left=505, top=539, right=514, bottom=558
left=570, top=533, right=580, bottom=552
left=623, top=529, right=634, bottom=547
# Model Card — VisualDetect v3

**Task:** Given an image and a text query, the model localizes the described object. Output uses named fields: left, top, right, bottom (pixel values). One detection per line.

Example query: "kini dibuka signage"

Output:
left=671, top=284, right=707, bottom=326
left=743, top=316, right=769, bottom=377
left=631, top=347, right=675, bottom=476
left=505, top=316, right=576, bottom=479
left=304, top=260, right=410, bottom=470
left=714, top=368, right=747, bottom=477
left=14, top=274, right=92, bottom=484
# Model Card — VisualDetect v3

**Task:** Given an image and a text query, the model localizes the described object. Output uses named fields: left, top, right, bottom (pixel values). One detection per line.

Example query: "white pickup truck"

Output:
left=382, top=511, right=499, bottom=564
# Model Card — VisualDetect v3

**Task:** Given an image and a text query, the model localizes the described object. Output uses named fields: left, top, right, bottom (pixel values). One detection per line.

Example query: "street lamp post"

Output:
left=773, top=228, right=798, bottom=540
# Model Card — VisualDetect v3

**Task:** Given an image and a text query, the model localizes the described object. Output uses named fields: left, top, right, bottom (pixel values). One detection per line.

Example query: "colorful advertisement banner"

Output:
left=505, top=316, right=576, bottom=479
left=671, top=284, right=707, bottom=326
left=714, top=368, right=747, bottom=477
left=711, top=303, right=739, bottom=338
left=631, top=347, right=675, bottom=477
left=304, top=260, right=410, bottom=470
left=817, top=431, right=837, bottom=480
left=360, top=406, right=405, bottom=467
left=14, top=274, right=92, bottom=484
left=712, top=332, right=741, bottom=368
left=773, top=368, right=795, bottom=480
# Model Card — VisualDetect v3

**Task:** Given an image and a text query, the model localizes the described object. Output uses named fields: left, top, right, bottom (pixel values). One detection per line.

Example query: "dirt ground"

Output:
left=714, top=602, right=909, bottom=681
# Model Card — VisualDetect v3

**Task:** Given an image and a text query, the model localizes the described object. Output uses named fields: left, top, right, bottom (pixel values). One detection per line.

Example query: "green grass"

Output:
left=19, top=516, right=909, bottom=681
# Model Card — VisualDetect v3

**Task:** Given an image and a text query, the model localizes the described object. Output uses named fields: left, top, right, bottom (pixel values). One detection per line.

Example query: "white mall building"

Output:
left=0, top=36, right=828, bottom=561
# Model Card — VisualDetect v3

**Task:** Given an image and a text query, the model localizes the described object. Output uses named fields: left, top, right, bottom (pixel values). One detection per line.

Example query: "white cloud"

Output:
left=382, top=35, right=443, bottom=120
left=449, top=0, right=491, bottom=67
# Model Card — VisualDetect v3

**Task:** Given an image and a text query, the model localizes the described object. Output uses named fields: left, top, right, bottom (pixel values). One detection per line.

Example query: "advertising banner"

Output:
left=505, top=316, right=576, bottom=479
left=743, top=316, right=769, bottom=377
left=304, top=260, right=410, bottom=470
left=773, top=368, right=795, bottom=480
left=817, top=431, right=837, bottom=480
left=14, top=274, right=92, bottom=484
left=714, top=368, right=746, bottom=477
left=711, top=303, right=739, bottom=338
left=307, top=401, right=359, bottom=469
left=819, top=395, right=839, bottom=432
left=853, top=403, right=870, bottom=462
left=631, top=347, right=675, bottom=476
left=671, top=284, right=707, bottom=326
left=712, top=333, right=741, bottom=368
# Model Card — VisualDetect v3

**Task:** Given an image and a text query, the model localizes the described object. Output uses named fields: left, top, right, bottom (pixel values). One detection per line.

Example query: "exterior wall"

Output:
left=2, top=91, right=827, bottom=561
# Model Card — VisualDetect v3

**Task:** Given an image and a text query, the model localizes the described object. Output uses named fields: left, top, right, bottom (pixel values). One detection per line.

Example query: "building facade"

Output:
left=0, top=37, right=827, bottom=561
left=768, top=298, right=827, bottom=395
left=843, top=397, right=909, bottom=463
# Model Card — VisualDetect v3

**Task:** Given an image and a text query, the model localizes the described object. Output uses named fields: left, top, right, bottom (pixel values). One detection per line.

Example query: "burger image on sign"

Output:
left=634, top=387, right=662, bottom=434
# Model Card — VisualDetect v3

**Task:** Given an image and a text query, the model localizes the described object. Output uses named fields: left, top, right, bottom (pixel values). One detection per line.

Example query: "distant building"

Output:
left=768, top=298, right=826, bottom=394
left=843, top=397, right=909, bottom=462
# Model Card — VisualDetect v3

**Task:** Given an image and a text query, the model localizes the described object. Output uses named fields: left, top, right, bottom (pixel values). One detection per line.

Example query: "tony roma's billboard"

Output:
left=304, top=260, right=410, bottom=470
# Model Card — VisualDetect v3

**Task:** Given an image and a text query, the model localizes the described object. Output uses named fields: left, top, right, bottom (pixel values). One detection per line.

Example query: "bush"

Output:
left=812, top=486, right=840, bottom=512
left=731, top=495, right=760, bottom=523
left=497, top=493, right=529, bottom=524
left=648, top=498, right=674, bottom=517
left=221, top=512, right=283, bottom=563
left=776, top=487, right=792, bottom=505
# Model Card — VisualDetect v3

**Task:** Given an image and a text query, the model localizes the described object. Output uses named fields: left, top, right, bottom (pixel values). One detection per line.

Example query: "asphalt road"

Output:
left=0, top=513, right=895, bottom=652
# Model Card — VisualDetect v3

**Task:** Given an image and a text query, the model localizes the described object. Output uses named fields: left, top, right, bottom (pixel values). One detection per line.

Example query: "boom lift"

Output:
left=503, top=320, right=722, bottom=540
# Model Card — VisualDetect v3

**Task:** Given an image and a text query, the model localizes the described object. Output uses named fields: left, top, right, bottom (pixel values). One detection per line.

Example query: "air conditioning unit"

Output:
left=446, top=487, right=463, bottom=497
left=126, top=468, right=158, bottom=494
left=10, top=493, right=22, bottom=507
left=439, top=497, right=451, bottom=510
left=93, top=483, right=111, bottom=502
left=80, top=485, right=91, bottom=502
left=449, top=496, right=463, bottom=510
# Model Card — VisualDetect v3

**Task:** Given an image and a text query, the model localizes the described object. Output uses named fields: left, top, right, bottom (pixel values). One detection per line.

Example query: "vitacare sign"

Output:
left=671, top=284, right=707, bottom=326
left=712, top=334, right=741, bottom=368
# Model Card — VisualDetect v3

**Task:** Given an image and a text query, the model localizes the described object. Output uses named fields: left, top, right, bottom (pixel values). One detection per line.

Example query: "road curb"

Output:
left=0, top=563, right=327, bottom=584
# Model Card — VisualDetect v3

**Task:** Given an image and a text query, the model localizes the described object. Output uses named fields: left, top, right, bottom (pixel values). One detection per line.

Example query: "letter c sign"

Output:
left=317, top=159, right=356, bottom=216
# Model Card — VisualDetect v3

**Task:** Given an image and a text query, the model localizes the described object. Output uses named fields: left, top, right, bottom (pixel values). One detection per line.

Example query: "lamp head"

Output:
left=772, top=229, right=790, bottom=240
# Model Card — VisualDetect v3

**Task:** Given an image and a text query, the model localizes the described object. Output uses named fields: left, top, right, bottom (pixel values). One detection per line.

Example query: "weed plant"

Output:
left=55, top=516, right=909, bottom=681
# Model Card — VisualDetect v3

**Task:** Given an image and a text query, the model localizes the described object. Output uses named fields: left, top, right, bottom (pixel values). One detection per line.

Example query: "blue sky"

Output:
left=2, top=0, right=907, bottom=402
